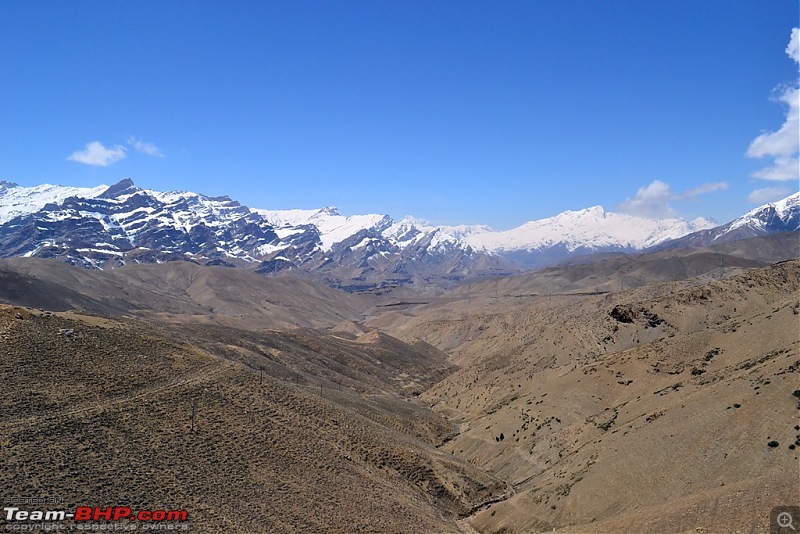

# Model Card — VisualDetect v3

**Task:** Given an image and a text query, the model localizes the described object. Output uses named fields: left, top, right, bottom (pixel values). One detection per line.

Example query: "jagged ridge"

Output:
left=0, top=179, right=795, bottom=290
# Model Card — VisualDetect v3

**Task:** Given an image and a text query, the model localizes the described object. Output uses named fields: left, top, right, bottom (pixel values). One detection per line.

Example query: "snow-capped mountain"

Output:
left=652, top=192, right=800, bottom=251
left=0, top=179, right=501, bottom=290
left=0, top=178, right=287, bottom=266
left=723, top=192, right=799, bottom=237
left=0, top=178, right=793, bottom=290
left=253, top=207, right=392, bottom=252
left=451, top=205, right=714, bottom=267
left=0, top=180, right=108, bottom=224
left=251, top=209, right=498, bottom=288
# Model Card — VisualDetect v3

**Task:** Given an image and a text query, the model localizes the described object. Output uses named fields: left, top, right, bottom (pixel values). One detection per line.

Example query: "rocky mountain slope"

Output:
left=0, top=178, right=514, bottom=290
left=653, top=191, right=800, bottom=251
left=374, top=260, right=800, bottom=533
left=6, top=178, right=787, bottom=290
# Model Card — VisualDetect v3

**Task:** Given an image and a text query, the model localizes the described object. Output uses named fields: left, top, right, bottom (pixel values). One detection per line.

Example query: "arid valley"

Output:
left=1, top=232, right=797, bottom=533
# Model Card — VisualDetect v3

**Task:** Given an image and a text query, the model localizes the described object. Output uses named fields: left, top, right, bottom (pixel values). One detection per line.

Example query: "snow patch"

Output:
left=253, top=207, right=390, bottom=251
left=0, top=183, right=107, bottom=223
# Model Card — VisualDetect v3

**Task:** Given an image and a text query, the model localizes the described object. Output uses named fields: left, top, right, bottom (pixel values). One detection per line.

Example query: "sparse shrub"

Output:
left=768, top=440, right=779, bottom=448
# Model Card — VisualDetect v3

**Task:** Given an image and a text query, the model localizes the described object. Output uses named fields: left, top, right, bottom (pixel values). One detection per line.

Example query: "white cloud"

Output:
left=746, top=186, right=793, bottom=204
left=746, top=28, right=800, bottom=182
left=67, top=141, right=127, bottom=167
left=619, top=180, right=729, bottom=218
left=787, top=27, right=800, bottom=63
left=127, top=137, right=164, bottom=158
left=752, top=156, right=799, bottom=181
left=746, top=86, right=799, bottom=159
left=680, top=182, right=729, bottom=199
left=619, top=180, right=676, bottom=218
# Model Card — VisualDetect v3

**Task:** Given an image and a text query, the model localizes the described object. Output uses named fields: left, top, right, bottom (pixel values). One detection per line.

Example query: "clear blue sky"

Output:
left=1, top=1, right=797, bottom=229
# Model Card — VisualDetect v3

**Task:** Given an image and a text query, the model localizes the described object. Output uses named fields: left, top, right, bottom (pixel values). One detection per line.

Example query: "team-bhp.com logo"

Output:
left=4, top=506, right=189, bottom=530
left=5, top=507, right=188, bottom=522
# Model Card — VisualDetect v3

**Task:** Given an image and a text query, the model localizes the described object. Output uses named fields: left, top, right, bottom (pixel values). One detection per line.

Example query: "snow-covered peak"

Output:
left=252, top=207, right=329, bottom=226
left=382, top=216, right=468, bottom=252
left=439, top=223, right=495, bottom=241
left=396, top=215, right=433, bottom=227
left=740, top=191, right=799, bottom=220
left=0, top=178, right=744, bottom=276
left=252, top=206, right=391, bottom=251
left=565, top=205, right=606, bottom=218
left=0, top=181, right=108, bottom=224
left=585, top=205, right=606, bottom=216
left=463, top=208, right=715, bottom=252
left=146, top=189, right=197, bottom=204
left=726, top=191, right=800, bottom=233
left=517, top=205, right=607, bottom=228
left=690, top=217, right=715, bottom=227
left=771, top=191, right=799, bottom=219
left=98, top=178, right=137, bottom=199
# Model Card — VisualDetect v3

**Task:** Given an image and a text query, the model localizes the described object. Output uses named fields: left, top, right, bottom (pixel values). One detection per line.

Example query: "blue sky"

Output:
left=1, top=1, right=797, bottom=229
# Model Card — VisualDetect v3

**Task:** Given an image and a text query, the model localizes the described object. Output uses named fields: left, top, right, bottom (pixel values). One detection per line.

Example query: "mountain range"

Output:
left=0, top=181, right=797, bottom=531
left=0, top=178, right=796, bottom=291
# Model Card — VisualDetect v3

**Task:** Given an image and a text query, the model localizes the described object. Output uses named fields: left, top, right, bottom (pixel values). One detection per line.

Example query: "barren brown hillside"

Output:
left=0, top=307, right=505, bottom=533
left=377, top=260, right=800, bottom=533
left=0, top=258, right=372, bottom=329
left=436, top=231, right=800, bottom=301
left=1, top=251, right=798, bottom=533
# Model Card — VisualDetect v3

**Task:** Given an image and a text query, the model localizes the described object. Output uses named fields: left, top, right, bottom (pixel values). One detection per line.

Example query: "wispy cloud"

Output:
left=751, top=156, right=799, bottom=181
left=619, top=180, right=728, bottom=218
left=67, top=141, right=127, bottom=167
left=680, top=182, right=729, bottom=199
left=746, top=28, right=799, bottom=182
left=127, top=137, right=164, bottom=158
left=746, top=186, right=793, bottom=205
